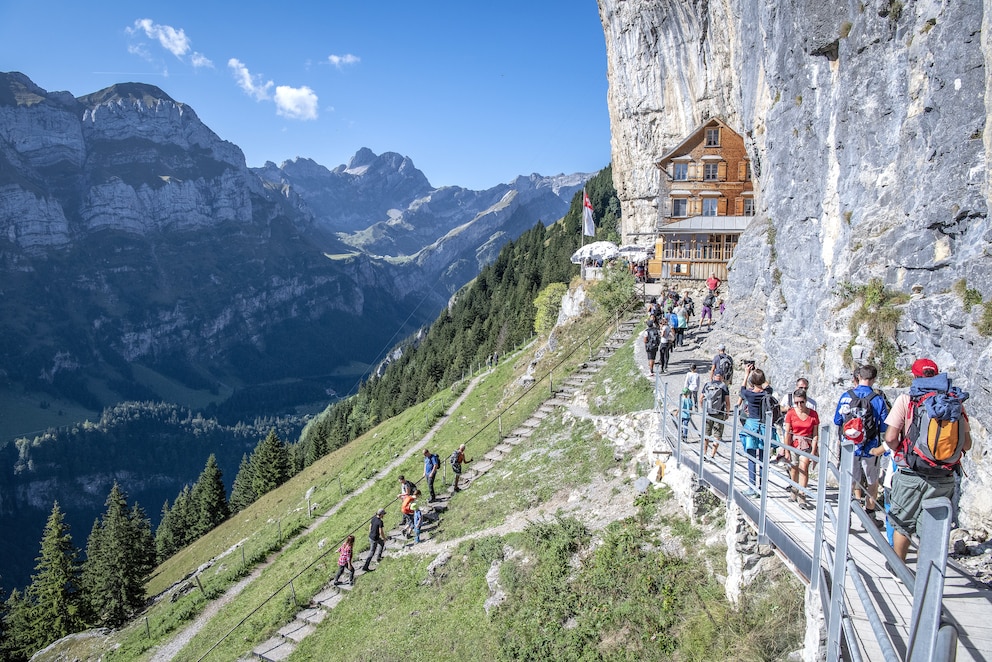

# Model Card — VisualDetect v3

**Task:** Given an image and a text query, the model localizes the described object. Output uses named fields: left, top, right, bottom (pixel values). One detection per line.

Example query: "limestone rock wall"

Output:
left=599, top=0, right=992, bottom=529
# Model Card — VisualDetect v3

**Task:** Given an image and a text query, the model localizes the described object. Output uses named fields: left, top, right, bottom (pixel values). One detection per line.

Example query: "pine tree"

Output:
left=155, top=500, right=179, bottom=562
left=23, top=501, right=83, bottom=649
left=250, top=430, right=289, bottom=497
left=189, top=454, right=229, bottom=537
left=82, top=483, right=154, bottom=627
left=2, top=589, right=31, bottom=661
left=229, top=453, right=257, bottom=513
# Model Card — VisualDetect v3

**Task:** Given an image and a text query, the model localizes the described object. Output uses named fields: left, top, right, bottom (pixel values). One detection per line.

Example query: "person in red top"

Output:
left=400, top=489, right=418, bottom=536
left=706, top=272, right=721, bottom=294
left=784, top=388, right=819, bottom=508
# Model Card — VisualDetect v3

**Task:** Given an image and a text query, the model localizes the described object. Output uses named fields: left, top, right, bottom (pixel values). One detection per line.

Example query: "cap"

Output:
left=718, top=343, right=726, bottom=350
left=911, top=358, right=939, bottom=377
left=411, top=502, right=419, bottom=511
left=377, top=508, right=386, bottom=516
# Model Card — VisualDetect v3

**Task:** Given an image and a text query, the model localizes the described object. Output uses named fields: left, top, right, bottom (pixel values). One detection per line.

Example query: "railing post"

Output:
left=809, top=423, right=830, bottom=592
left=757, top=411, right=772, bottom=544
left=698, top=405, right=707, bottom=483
left=827, top=440, right=856, bottom=661
left=727, top=405, right=739, bottom=507
left=661, top=382, right=670, bottom=459
left=908, top=497, right=954, bottom=662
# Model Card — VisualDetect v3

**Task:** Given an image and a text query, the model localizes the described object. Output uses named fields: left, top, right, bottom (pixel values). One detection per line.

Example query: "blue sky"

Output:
left=0, top=2, right=611, bottom=190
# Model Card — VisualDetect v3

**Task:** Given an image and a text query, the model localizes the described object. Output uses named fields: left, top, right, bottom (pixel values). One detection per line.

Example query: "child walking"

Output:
left=333, top=534, right=355, bottom=585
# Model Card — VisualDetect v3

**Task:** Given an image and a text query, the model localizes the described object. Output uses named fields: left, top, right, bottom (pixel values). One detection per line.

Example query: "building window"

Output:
left=673, top=162, right=689, bottom=181
left=703, top=163, right=719, bottom=181
left=743, top=198, right=755, bottom=216
left=745, top=161, right=752, bottom=180
left=702, top=198, right=718, bottom=216
left=672, top=198, right=687, bottom=217
left=705, top=127, right=720, bottom=147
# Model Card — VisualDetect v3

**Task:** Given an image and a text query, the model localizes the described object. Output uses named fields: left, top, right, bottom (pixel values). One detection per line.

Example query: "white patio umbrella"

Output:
left=570, top=240, right=620, bottom=264
left=618, top=244, right=651, bottom=262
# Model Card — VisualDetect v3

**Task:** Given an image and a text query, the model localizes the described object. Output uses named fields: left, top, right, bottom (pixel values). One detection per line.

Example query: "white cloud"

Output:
left=328, top=54, right=360, bottom=69
left=191, top=52, right=214, bottom=69
left=130, top=19, right=190, bottom=58
left=274, top=85, right=319, bottom=120
left=228, top=58, right=273, bottom=101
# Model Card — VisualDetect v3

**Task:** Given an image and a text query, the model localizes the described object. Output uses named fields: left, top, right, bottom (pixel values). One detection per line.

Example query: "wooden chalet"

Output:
left=648, top=118, right=755, bottom=281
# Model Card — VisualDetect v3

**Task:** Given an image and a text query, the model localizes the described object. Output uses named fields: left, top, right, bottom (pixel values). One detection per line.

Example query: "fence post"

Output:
left=727, top=405, right=740, bottom=507
left=827, top=441, right=856, bottom=661
left=809, top=423, right=830, bottom=592
left=908, top=496, right=954, bottom=662
left=757, top=411, right=773, bottom=544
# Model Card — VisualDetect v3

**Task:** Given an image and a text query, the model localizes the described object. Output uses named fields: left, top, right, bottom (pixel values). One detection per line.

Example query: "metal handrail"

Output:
left=650, top=385, right=960, bottom=661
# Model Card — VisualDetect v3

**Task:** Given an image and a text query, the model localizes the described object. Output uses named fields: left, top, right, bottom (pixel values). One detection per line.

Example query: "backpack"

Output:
left=404, top=479, right=417, bottom=495
left=703, top=382, right=726, bottom=414
left=904, top=384, right=969, bottom=476
left=715, top=354, right=733, bottom=382
left=840, top=389, right=881, bottom=446
left=645, top=327, right=660, bottom=350
left=449, top=450, right=461, bottom=470
left=703, top=293, right=716, bottom=308
left=429, top=453, right=440, bottom=471
left=760, top=391, right=783, bottom=426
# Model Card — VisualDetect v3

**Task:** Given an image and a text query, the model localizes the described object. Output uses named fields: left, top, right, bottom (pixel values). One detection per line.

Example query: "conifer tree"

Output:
left=249, top=430, right=289, bottom=497
left=229, top=453, right=257, bottom=513
left=23, top=501, right=83, bottom=649
left=82, top=483, right=154, bottom=627
left=189, top=454, right=229, bottom=537
left=155, top=500, right=179, bottom=562
left=2, top=588, right=31, bottom=661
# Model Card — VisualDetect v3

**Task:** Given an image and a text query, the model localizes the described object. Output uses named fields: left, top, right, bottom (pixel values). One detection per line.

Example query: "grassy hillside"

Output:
left=35, top=297, right=804, bottom=661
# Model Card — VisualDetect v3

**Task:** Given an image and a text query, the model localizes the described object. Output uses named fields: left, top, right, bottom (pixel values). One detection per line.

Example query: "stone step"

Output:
left=312, top=587, right=345, bottom=609
left=278, top=620, right=316, bottom=643
left=253, top=637, right=296, bottom=662
left=495, top=443, right=514, bottom=454
left=472, top=460, right=495, bottom=474
left=514, top=427, right=535, bottom=437
left=299, top=607, right=328, bottom=625
left=483, top=450, right=503, bottom=462
left=503, top=435, right=524, bottom=445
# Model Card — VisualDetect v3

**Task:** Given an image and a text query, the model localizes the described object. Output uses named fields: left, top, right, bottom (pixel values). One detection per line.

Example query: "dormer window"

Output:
left=673, top=162, right=689, bottom=181
left=705, top=127, right=720, bottom=147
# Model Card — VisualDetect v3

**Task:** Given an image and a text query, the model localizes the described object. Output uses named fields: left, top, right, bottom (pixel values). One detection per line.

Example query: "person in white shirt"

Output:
left=683, top=364, right=701, bottom=410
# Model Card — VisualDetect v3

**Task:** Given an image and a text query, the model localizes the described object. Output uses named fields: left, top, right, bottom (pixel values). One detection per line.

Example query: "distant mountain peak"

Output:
left=77, top=82, right=177, bottom=108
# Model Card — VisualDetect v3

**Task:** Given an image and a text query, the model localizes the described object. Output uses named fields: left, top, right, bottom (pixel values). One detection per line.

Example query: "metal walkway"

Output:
left=652, top=380, right=992, bottom=661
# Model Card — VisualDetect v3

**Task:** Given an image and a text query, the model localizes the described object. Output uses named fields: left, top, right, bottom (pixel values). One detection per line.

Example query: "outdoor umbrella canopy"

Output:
left=570, top=241, right=620, bottom=264
left=618, top=244, right=652, bottom=263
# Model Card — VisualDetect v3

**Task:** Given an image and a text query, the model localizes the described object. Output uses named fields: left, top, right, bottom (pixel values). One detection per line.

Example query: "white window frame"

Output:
left=702, top=198, right=718, bottom=217
left=703, top=163, right=719, bottom=181
left=673, top=162, right=689, bottom=181
left=672, top=198, right=688, bottom=218
left=705, top=127, right=720, bottom=147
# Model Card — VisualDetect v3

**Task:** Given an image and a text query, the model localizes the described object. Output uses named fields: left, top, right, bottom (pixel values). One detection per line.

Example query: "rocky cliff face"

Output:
left=599, top=0, right=992, bottom=529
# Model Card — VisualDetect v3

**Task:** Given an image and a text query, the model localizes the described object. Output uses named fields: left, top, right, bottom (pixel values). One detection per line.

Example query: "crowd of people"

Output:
left=641, top=281, right=974, bottom=563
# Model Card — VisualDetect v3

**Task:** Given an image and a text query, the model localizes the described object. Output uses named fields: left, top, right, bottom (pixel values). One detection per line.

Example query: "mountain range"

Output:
left=0, top=70, right=593, bottom=588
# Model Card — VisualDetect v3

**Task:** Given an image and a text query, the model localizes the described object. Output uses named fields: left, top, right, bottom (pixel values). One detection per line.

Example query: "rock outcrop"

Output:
left=599, top=0, right=991, bottom=528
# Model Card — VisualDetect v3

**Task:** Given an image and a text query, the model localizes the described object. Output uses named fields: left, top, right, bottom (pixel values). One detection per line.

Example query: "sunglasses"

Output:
left=793, top=400, right=806, bottom=405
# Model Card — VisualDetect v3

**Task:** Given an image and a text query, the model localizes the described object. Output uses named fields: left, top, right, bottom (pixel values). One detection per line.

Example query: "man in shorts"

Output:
left=699, top=372, right=730, bottom=458
left=883, top=358, right=972, bottom=561
left=833, top=365, right=889, bottom=518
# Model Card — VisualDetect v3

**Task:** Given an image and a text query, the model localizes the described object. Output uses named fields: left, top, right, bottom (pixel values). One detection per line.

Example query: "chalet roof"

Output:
left=657, top=215, right=753, bottom=234
left=655, top=117, right=742, bottom=168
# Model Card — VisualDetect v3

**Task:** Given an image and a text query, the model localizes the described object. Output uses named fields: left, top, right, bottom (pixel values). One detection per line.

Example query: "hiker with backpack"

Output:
left=700, top=372, right=731, bottom=458
left=699, top=291, right=716, bottom=330
left=643, top=320, right=661, bottom=377
left=451, top=444, right=471, bottom=492
left=709, top=344, right=734, bottom=385
left=656, top=317, right=673, bottom=373
left=423, top=448, right=441, bottom=502
left=883, top=358, right=972, bottom=562
left=832, top=364, right=889, bottom=521
left=361, top=508, right=387, bottom=572
left=737, top=366, right=777, bottom=497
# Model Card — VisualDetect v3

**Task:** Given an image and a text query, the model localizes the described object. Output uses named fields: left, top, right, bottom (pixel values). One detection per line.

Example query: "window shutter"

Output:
left=735, top=198, right=744, bottom=215
left=690, top=199, right=701, bottom=216
left=738, top=161, right=747, bottom=181
left=687, top=162, right=697, bottom=181
left=667, top=163, right=674, bottom=179
left=665, top=198, right=672, bottom=216
left=718, top=197, right=728, bottom=215
left=717, top=161, right=728, bottom=181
